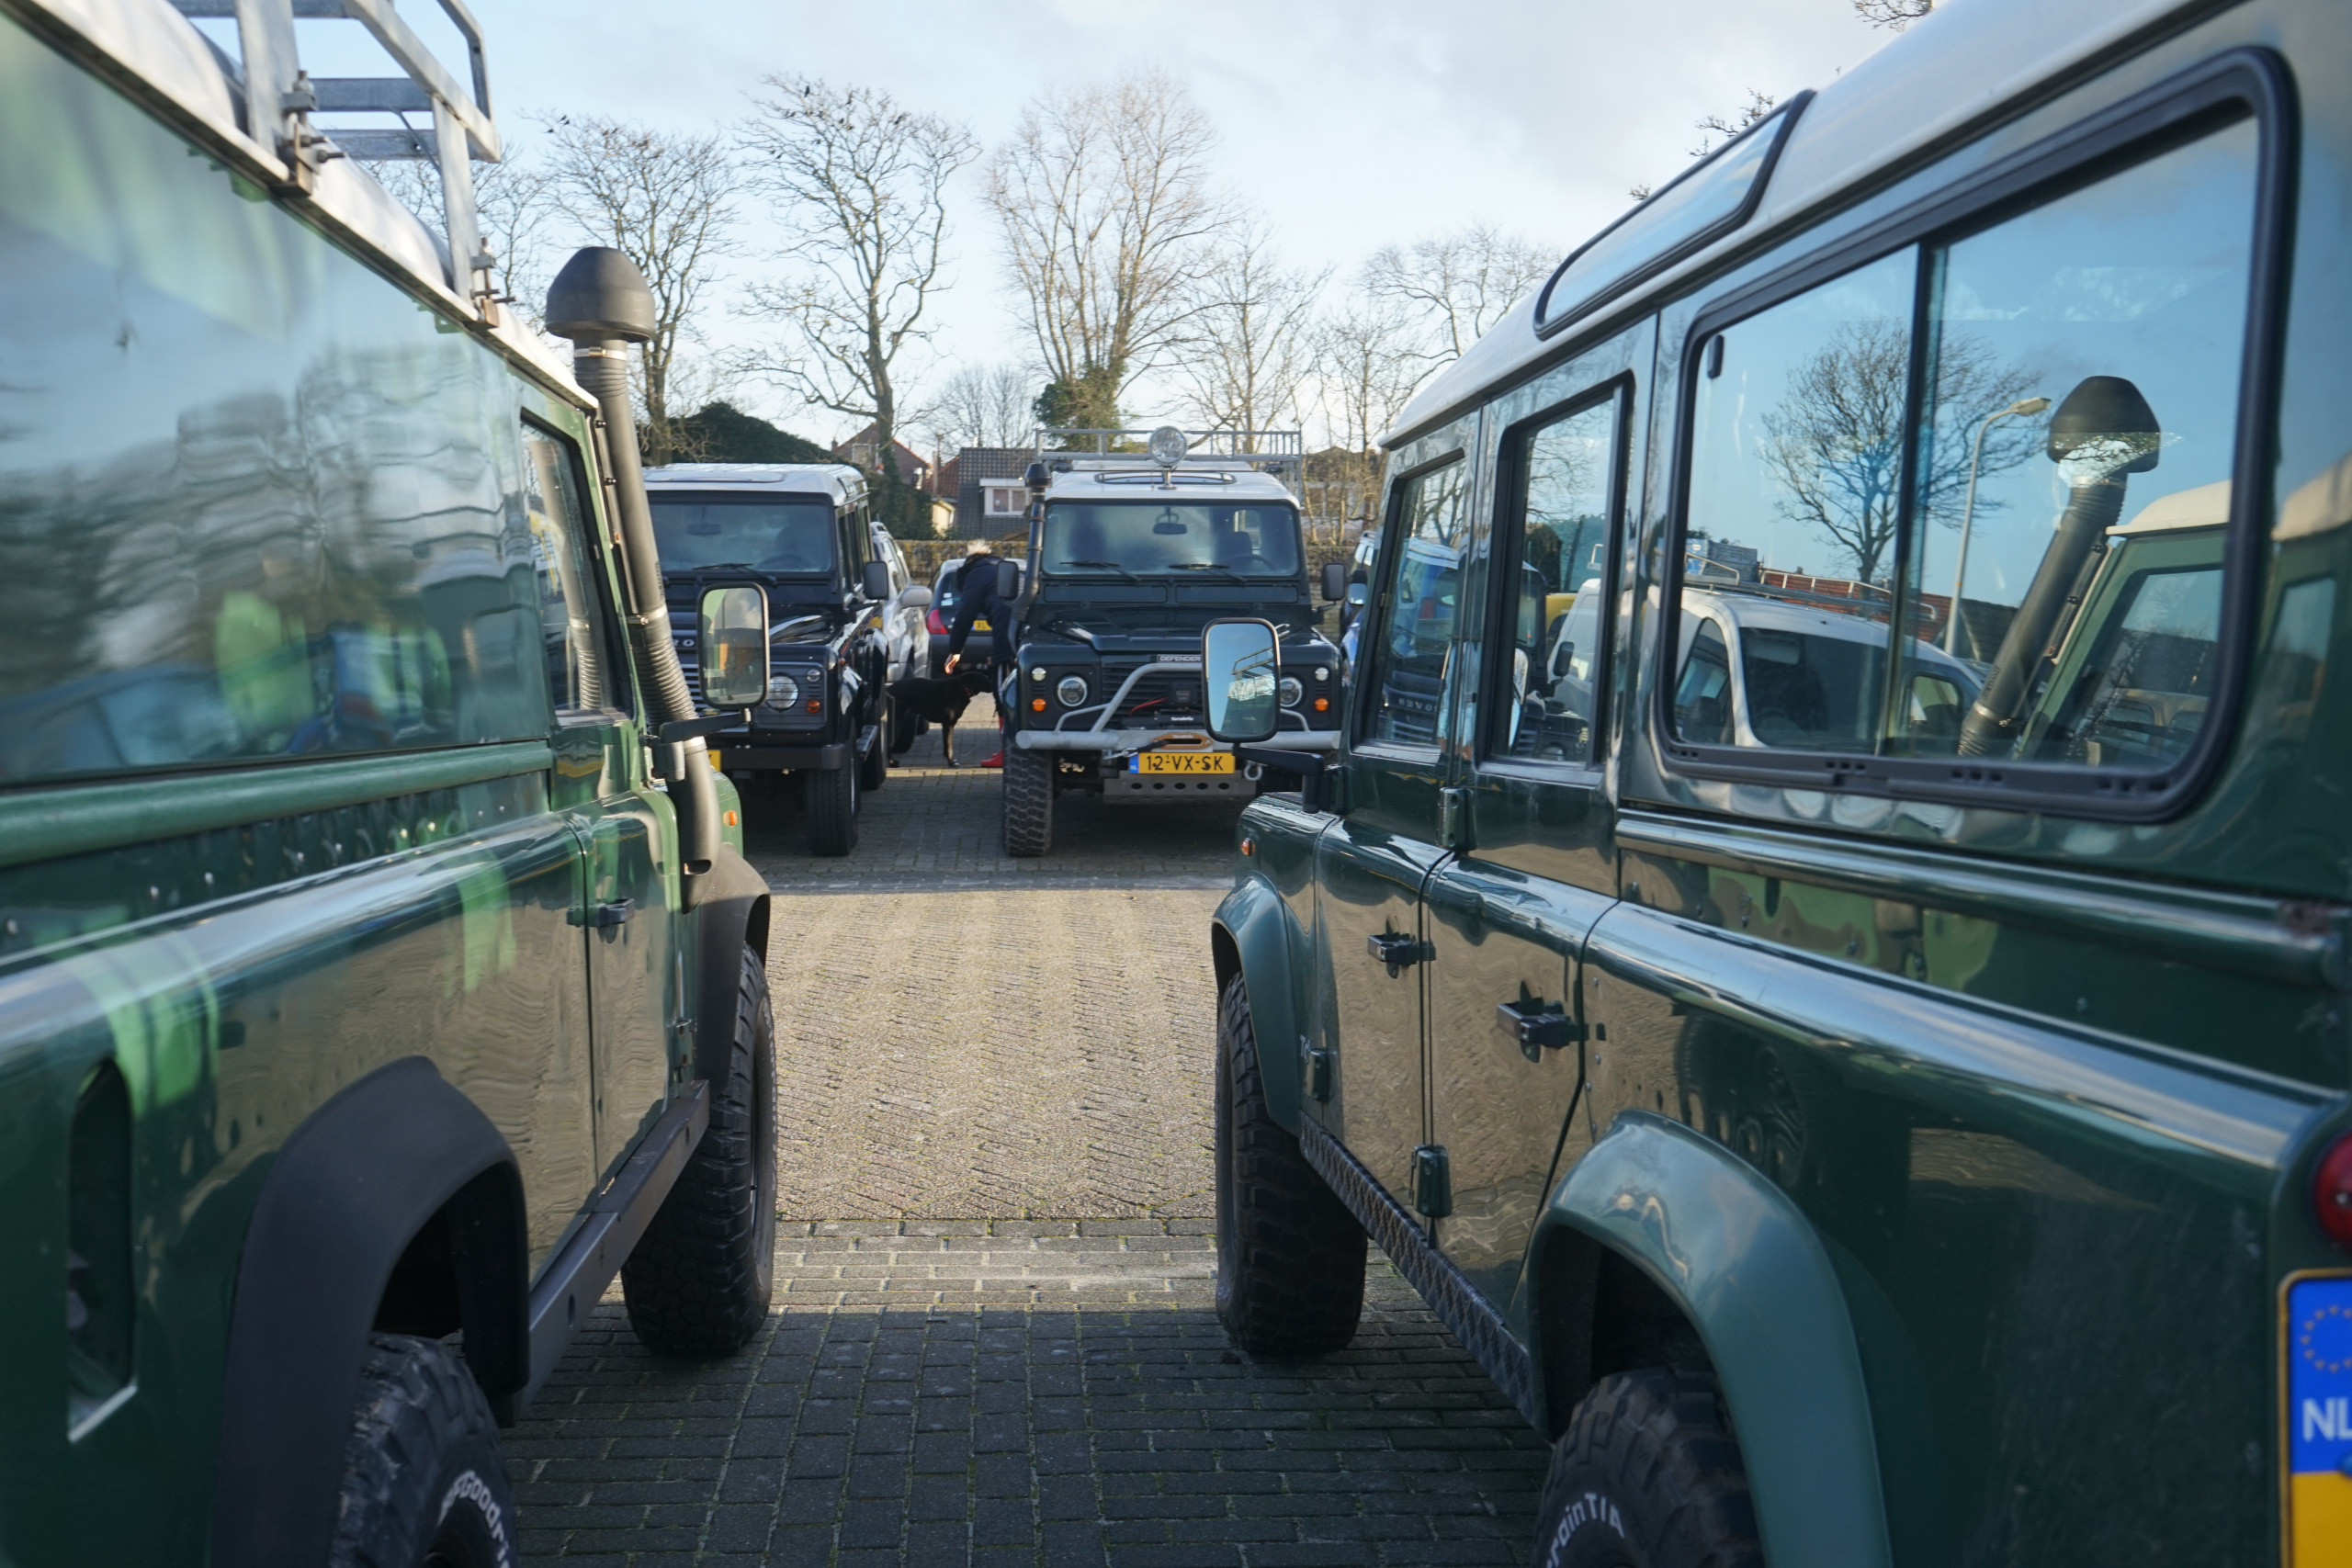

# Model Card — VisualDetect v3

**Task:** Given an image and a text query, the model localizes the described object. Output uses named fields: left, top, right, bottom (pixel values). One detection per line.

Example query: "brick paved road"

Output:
left=513, top=702, right=1550, bottom=1563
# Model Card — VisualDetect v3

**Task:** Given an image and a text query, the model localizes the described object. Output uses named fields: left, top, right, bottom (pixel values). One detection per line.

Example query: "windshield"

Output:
left=1041, top=501, right=1300, bottom=577
left=650, top=494, right=835, bottom=574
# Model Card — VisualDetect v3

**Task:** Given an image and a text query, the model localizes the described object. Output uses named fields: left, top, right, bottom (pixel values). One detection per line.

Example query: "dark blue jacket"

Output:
left=946, top=559, right=1014, bottom=667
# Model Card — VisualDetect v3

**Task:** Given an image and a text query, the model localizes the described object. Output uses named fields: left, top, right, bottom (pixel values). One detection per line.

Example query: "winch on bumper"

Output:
left=1009, top=655, right=1340, bottom=803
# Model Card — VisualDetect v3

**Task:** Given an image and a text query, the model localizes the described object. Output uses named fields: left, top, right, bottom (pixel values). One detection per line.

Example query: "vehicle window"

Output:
left=1898, top=122, right=2257, bottom=768
left=1361, top=461, right=1467, bottom=748
left=1674, top=248, right=1916, bottom=751
left=522, top=428, right=626, bottom=715
left=0, top=53, right=561, bottom=784
left=1040, top=502, right=1301, bottom=577
left=648, top=495, right=835, bottom=574
left=1494, top=400, right=1616, bottom=765
left=841, top=507, right=874, bottom=576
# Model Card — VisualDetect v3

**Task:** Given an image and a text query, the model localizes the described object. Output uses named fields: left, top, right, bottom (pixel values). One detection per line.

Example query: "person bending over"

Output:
left=943, top=541, right=1017, bottom=769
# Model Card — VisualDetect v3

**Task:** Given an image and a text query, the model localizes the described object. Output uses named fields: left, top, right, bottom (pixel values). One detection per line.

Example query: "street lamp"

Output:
left=1944, top=395, right=2052, bottom=657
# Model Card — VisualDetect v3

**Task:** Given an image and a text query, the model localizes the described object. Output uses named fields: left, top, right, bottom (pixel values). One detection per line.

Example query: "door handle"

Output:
left=570, top=899, right=635, bottom=929
left=1495, top=998, right=1581, bottom=1061
left=1366, top=932, right=1428, bottom=975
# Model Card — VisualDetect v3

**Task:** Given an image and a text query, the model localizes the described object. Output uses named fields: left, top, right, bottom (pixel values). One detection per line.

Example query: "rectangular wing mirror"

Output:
left=697, top=584, right=770, bottom=709
left=995, top=558, right=1023, bottom=601
left=860, top=558, right=893, bottom=601
left=1202, top=618, right=1281, bottom=744
left=1320, top=561, right=1347, bottom=603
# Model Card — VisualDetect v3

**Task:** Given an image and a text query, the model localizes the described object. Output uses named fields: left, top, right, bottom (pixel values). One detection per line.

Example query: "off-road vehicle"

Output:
left=991, top=426, right=1347, bottom=856
left=0, top=5, right=786, bottom=1562
left=649, top=463, right=910, bottom=856
left=1202, top=2, right=2352, bottom=1562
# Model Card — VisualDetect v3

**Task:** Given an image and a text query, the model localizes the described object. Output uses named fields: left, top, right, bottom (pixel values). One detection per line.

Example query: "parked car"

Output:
left=866, top=522, right=933, bottom=685
left=1199, top=2, right=2352, bottom=1563
left=0, top=8, right=777, bottom=1565
left=645, top=463, right=898, bottom=856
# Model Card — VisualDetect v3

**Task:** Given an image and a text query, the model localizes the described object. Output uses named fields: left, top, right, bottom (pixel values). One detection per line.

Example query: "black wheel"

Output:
left=1532, top=1368, right=1762, bottom=1568
left=1001, top=743, right=1053, bottom=857
left=804, top=761, right=858, bottom=857
left=327, top=1333, right=517, bottom=1568
left=622, top=943, right=777, bottom=1357
left=860, top=703, right=889, bottom=792
left=1214, top=972, right=1364, bottom=1356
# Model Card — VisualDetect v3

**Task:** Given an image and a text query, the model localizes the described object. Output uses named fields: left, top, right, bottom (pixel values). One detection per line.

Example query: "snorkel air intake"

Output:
left=548, top=247, right=722, bottom=880
left=1955, top=375, right=2162, bottom=759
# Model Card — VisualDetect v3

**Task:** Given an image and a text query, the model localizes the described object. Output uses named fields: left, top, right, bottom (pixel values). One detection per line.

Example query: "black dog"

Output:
left=887, top=665, right=995, bottom=765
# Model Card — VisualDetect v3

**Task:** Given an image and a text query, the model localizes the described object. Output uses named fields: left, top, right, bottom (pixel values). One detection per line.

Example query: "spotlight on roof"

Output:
left=1148, top=425, right=1189, bottom=468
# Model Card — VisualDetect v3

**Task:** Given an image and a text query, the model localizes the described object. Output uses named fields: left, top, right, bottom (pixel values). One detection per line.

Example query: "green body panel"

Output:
left=0, top=14, right=718, bottom=1564
left=1532, top=1112, right=1894, bottom=1568
left=1230, top=4, right=2352, bottom=1560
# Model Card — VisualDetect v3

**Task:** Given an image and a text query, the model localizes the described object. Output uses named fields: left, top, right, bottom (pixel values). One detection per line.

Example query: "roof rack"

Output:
left=168, top=0, right=503, bottom=320
left=1035, top=427, right=1304, bottom=494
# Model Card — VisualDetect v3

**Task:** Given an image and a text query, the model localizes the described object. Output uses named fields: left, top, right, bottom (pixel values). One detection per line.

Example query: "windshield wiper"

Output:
left=1057, top=559, right=1141, bottom=583
left=1170, top=563, right=1247, bottom=582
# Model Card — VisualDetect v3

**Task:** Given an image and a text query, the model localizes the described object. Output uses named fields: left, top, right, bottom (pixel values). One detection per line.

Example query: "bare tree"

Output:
left=930, top=364, right=1036, bottom=451
left=736, top=76, right=978, bottom=468
left=1182, top=223, right=1329, bottom=436
left=985, top=69, right=1232, bottom=431
left=1361, top=225, right=1553, bottom=367
left=541, top=116, right=741, bottom=465
left=1631, top=89, right=1781, bottom=200
left=1760, top=320, right=2038, bottom=583
left=1312, top=290, right=1422, bottom=522
left=357, top=155, right=559, bottom=324
left=1856, top=0, right=1934, bottom=28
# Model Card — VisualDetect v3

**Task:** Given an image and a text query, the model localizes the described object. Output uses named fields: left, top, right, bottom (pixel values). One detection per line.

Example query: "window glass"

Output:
left=0, top=17, right=554, bottom=784
left=523, top=430, right=625, bottom=714
left=1361, top=462, right=1468, bottom=748
left=648, top=496, right=835, bottom=574
left=1494, top=400, right=1616, bottom=765
left=1899, top=122, right=2257, bottom=767
left=1675, top=249, right=1925, bottom=750
left=1040, top=502, right=1301, bottom=577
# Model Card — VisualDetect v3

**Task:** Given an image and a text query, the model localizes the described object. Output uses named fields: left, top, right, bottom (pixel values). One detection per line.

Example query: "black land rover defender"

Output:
left=996, top=428, right=1348, bottom=857
left=651, top=464, right=899, bottom=856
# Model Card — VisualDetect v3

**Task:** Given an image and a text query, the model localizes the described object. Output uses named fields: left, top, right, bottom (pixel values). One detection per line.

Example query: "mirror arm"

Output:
left=657, top=711, right=751, bottom=746
left=1235, top=746, right=1338, bottom=813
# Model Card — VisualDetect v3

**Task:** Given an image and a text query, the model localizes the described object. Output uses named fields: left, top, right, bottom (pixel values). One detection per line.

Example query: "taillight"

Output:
left=2313, top=1133, right=2352, bottom=1248
left=926, top=608, right=948, bottom=636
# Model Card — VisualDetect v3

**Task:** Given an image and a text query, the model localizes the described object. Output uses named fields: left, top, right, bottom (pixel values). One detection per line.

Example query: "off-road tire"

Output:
left=1215, top=972, right=1364, bottom=1357
left=804, top=761, right=858, bottom=857
left=1532, top=1368, right=1763, bottom=1568
left=1001, top=743, right=1054, bottom=857
left=860, top=705, right=890, bottom=792
left=326, top=1333, right=517, bottom=1568
left=621, top=944, right=777, bottom=1357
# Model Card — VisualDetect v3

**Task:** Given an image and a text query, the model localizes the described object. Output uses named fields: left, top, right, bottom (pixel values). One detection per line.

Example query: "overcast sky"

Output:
left=295, top=0, right=1906, bottom=443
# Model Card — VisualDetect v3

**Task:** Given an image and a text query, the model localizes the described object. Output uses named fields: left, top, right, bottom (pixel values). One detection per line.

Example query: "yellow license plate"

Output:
left=1133, top=751, right=1234, bottom=774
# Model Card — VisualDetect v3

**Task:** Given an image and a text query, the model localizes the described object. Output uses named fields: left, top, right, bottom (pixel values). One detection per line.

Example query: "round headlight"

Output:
left=1278, top=676, right=1304, bottom=707
left=1148, top=424, right=1189, bottom=467
left=763, top=672, right=800, bottom=709
left=1055, top=675, right=1091, bottom=707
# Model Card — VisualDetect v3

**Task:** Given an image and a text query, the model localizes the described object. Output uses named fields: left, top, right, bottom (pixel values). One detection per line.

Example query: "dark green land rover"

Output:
left=1204, top=1, right=2352, bottom=1562
left=0, top=4, right=784, bottom=1564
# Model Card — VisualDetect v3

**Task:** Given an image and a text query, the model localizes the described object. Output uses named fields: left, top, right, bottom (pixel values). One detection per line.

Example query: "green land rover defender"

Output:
left=0, top=4, right=783, bottom=1564
left=1204, top=1, right=2352, bottom=1563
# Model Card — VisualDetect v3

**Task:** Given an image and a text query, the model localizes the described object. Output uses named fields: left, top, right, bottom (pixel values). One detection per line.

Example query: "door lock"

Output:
left=1366, top=931, right=1429, bottom=975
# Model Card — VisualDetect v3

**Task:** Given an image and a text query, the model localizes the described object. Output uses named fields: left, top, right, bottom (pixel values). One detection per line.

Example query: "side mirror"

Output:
left=901, top=585, right=933, bottom=610
left=1202, top=618, right=1281, bottom=744
left=995, top=558, right=1023, bottom=600
left=860, top=558, right=892, bottom=601
left=1320, top=561, right=1347, bottom=603
left=698, top=584, right=770, bottom=709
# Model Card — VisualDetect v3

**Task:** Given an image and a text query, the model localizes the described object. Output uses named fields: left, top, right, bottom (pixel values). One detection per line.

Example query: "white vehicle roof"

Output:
left=1686, top=587, right=1973, bottom=675
left=26, top=0, right=586, bottom=406
left=1041, top=467, right=1300, bottom=506
left=643, top=463, right=866, bottom=507
left=1385, top=0, right=2199, bottom=447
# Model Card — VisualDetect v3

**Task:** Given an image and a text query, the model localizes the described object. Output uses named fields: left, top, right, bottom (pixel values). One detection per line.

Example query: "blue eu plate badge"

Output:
left=2288, top=1275, right=2352, bottom=1563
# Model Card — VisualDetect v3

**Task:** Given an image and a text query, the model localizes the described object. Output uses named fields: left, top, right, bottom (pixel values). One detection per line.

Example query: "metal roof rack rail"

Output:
left=168, top=0, right=503, bottom=321
left=1033, top=427, right=1303, bottom=494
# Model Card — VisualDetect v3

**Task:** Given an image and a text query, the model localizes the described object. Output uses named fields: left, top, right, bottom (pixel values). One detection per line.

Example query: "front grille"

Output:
left=1109, top=670, right=1204, bottom=727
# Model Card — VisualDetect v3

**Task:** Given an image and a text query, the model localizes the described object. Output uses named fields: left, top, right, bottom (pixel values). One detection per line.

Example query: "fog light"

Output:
left=2315, top=1133, right=2352, bottom=1249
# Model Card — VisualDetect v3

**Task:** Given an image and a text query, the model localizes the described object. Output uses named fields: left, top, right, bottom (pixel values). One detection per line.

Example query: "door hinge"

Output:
left=1495, top=998, right=1583, bottom=1063
left=1412, top=1145, right=1453, bottom=1220
left=1366, top=931, right=1431, bottom=976
left=1438, top=786, right=1467, bottom=849
left=1306, top=1043, right=1334, bottom=1101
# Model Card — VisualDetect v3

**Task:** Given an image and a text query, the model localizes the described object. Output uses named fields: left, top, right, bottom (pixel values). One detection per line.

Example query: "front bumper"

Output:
left=1012, top=728, right=1340, bottom=753
left=711, top=739, right=850, bottom=772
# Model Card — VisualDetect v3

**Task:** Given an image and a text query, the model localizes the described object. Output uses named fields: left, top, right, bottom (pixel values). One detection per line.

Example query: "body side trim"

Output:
left=1533, top=1111, right=1894, bottom=1568
left=1299, top=1117, right=1537, bottom=1424
left=209, top=1056, right=526, bottom=1568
